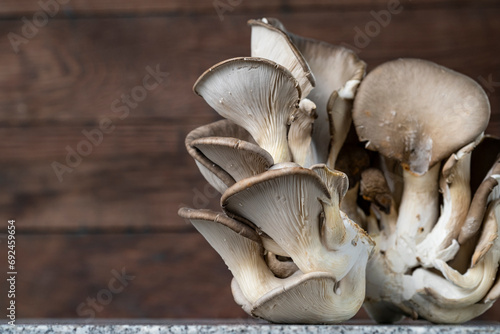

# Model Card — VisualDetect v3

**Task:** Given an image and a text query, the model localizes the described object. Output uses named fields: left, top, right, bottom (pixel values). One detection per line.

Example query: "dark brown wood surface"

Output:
left=0, top=0, right=499, bottom=321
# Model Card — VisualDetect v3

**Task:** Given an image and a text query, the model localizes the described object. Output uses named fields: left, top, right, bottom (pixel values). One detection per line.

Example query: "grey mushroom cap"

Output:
left=186, top=120, right=252, bottom=192
left=352, top=58, right=490, bottom=175
left=192, top=136, right=273, bottom=182
left=178, top=207, right=263, bottom=245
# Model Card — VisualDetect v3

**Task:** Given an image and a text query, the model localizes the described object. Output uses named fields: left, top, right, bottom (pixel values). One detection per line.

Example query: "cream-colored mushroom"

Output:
left=251, top=17, right=366, bottom=166
left=248, top=18, right=315, bottom=97
left=415, top=140, right=479, bottom=267
left=179, top=207, right=372, bottom=323
left=263, top=17, right=366, bottom=165
left=403, top=198, right=500, bottom=323
left=222, top=166, right=374, bottom=279
left=194, top=57, right=301, bottom=163
left=288, top=98, right=319, bottom=167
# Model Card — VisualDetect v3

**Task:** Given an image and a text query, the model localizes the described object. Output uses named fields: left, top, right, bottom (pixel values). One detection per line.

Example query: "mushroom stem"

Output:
left=258, top=127, right=292, bottom=163
left=288, top=98, right=319, bottom=167
left=416, top=147, right=473, bottom=267
left=321, top=199, right=347, bottom=249
left=393, top=164, right=440, bottom=270
left=326, top=91, right=354, bottom=168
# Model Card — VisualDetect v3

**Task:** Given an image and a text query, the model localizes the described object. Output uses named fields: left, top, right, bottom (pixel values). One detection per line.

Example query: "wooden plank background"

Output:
left=1, top=0, right=499, bottom=321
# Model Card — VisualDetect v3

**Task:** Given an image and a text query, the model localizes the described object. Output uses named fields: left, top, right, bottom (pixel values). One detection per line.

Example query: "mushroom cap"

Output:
left=193, top=57, right=301, bottom=163
left=290, top=33, right=366, bottom=164
left=222, top=166, right=373, bottom=278
left=186, top=120, right=253, bottom=192
left=178, top=207, right=262, bottom=245
left=192, top=136, right=273, bottom=182
left=186, top=119, right=259, bottom=192
left=310, top=163, right=349, bottom=201
left=263, top=17, right=366, bottom=164
left=249, top=269, right=366, bottom=324
left=221, top=167, right=332, bottom=274
left=248, top=18, right=315, bottom=97
left=353, top=58, right=490, bottom=175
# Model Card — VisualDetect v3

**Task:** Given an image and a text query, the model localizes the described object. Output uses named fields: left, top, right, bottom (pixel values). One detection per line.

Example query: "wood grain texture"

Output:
left=0, top=233, right=247, bottom=318
left=1, top=0, right=500, bottom=321
left=1, top=7, right=499, bottom=231
left=0, top=10, right=499, bottom=125
left=0, top=0, right=498, bottom=17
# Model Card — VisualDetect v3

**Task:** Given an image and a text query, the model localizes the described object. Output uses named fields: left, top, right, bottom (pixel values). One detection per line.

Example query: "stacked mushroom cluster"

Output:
left=179, top=18, right=500, bottom=324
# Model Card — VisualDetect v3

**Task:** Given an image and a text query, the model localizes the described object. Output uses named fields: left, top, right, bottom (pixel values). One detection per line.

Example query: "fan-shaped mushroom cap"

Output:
left=192, top=137, right=273, bottom=183
left=221, top=167, right=374, bottom=279
left=180, top=207, right=370, bottom=324
left=310, top=163, right=349, bottom=202
left=248, top=18, right=315, bottom=97
left=264, top=17, right=366, bottom=164
left=178, top=207, right=275, bottom=304
left=353, top=58, right=490, bottom=175
left=248, top=263, right=368, bottom=324
left=194, top=57, right=301, bottom=163
left=186, top=120, right=254, bottom=193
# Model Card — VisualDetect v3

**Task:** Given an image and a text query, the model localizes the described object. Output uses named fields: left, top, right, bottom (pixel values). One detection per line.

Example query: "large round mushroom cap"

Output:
left=353, top=58, right=490, bottom=175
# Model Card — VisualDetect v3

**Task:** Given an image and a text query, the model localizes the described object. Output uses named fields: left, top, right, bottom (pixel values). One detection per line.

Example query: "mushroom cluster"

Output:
left=179, top=18, right=500, bottom=324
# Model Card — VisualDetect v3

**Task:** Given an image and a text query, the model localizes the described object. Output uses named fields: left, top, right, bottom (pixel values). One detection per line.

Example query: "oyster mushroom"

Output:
left=194, top=57, right=300, bottom=163
left=250, top=17, right=366, bottom=166
left=191, top=137, right=273, bottom=184
left=404, top=198, right=500, bottom=323
left=222, top=167, right=374, bottom=279
left=415, top=140, right=479, bottom=267
left=179, top=205, right=372, bottom=323
left=186, top=119, right=253, bottom=193
left=260, top=17, right=366, bottom=165
left=248, top=18, right=315, bottom=97
left=353, top=58, right=490, bottom=269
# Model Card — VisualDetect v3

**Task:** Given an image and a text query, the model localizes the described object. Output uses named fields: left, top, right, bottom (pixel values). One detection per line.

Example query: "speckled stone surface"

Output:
left=1, top=320, right=499, bottom=334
